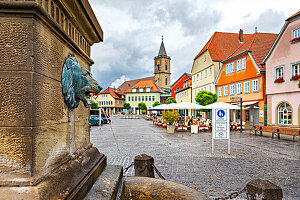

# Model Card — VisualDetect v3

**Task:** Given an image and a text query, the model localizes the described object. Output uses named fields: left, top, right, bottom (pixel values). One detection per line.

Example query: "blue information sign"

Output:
left=217, top=110, right=225, bottom=118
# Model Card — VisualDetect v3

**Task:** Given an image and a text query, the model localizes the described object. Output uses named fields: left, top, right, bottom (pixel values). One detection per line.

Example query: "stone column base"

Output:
left=0, top=146, right=106, bottom=200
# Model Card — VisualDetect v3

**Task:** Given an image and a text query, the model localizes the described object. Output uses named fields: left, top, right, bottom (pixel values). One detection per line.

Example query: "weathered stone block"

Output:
left=246, top=179, right=283, bottom=200
left=0, top=72, right=32, bottom=127
left=0, top=127, right=32, bottom=175
left=0, top=17, right=34, bottom=71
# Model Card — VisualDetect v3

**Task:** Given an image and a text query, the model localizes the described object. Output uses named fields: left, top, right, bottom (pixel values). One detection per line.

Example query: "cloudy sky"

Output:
left=89, top=0, right=299, bottom=90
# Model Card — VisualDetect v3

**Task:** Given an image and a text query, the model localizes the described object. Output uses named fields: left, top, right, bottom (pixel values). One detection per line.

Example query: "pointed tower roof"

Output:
left=158, top=36, right=167, bottom=56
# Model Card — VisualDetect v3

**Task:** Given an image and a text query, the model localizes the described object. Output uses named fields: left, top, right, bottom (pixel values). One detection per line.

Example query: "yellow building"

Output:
left=125, top=80, right=164, bottom=114
left=96, top=87, right=125, bottom=114
left=191, top=31, right=252, bottom=103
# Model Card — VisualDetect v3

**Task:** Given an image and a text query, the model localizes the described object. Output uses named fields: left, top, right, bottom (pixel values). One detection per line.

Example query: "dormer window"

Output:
left=139, top=88, right=144, bottom=92
left=291, top=27, right=300, bottom=43
left=146, top=87, right=151, bottom=92
left=132, top=88, right=137, bottom=92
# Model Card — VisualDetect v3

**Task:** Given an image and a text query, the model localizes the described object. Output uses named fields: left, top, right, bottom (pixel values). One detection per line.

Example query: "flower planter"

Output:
left=167, top=125, right=175, bottom=134
left=191, top=125, right=198, bottom=134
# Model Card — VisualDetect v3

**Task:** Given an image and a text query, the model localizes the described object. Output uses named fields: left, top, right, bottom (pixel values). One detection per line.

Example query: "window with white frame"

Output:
left=201, top=71, right=203, bottom=79
left=237, top=57, right=246, bottom=71
left=252, top=79, right=259, bottom=92
left=236, top=82, right=242, bottom=94
left=146, top=87, right=151, bottom=92
left=138, top=96, right=141, bottom=101
left=135, top=96, right=137, bottom=101
left=205, top=70, right=207, bottom=78
left=291, top=62, right=300, bottom=76
left=209, top=85, right=211, bottom=91
left=241, top=57, right=246, bottom=70
left=226, top=62, right=234, bottom=74
left=152, top=96, right=155, bottom=101
left=278, top=102, right=292, bottom=125
left=197, top=74, right=199, bottom=80
left=275, top=65, right=284, bottom=79
left=218, top=87, right=222, bottom=97
left=132, top=88, right=137, bottom=92
left=224, top=85, right=228, bottom=96
left=244, top=81, right=250, bottom=93
left=210, top=67, right=212, bottom=76
left=139, top=88, right=144, bottom=92
left=291, top=27, right=300, bottom=40
left=230, top=84, right=235, bottom=95
left=145, top=96, right=148, bottom=101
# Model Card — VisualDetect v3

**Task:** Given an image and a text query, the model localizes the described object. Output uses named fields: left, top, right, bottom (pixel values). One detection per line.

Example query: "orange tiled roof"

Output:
left=194, top=32, right=252, bottom=61
left=287, top=10, right=300, bottom=21
left=226, top=33, right=278, bottom=69
left=117, top=76, right=155, bottom=91
left=125, top=80, right=164, bottom=93
left=99, top=87, right=125, bottom=99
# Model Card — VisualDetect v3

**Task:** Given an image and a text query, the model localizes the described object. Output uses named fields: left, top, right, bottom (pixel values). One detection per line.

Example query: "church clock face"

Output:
left=165, top=60, right=168, bottom=64
left=157, top=60, right=160, bottom=65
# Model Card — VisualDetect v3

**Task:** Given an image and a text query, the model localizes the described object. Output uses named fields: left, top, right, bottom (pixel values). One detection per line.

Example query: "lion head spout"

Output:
left=62, top=56, right=102, bottom=109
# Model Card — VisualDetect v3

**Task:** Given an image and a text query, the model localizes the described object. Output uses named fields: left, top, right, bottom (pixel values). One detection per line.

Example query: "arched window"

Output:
left=165, top=65, right=167, bottom=70
left=157, top=64, right=160, bottom=71
left=51, top=2, right=54, bottom=18
left=165, top=77, right=168, bottom=85
left=56, top=7, right=59, bottom=23
left=278, top=103, right=292, bottom=125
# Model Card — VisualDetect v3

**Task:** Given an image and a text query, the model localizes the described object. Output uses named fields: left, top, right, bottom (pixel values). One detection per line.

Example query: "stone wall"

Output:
left=0, top=1, right=102, bottom=183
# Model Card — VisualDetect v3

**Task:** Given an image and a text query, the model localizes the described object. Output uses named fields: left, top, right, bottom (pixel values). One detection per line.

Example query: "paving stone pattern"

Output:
left=91, top=116, right=300, bottom=199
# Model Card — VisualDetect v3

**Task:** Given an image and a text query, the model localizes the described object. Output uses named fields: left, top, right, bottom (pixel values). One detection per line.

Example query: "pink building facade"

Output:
left=262, top=12, right=300, bottom=127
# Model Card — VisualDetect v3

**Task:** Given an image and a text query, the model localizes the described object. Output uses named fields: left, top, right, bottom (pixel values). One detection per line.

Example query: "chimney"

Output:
left=239, top=29, right=243, bottom=42
left=255, top=27, right=258, bottom=33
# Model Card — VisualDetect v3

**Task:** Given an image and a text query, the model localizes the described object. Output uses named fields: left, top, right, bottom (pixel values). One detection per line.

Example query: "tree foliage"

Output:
left=91, top=101, right=98, bottom=109
left=123, top=103, right=131, bottom=110
left=152, top=101, right=161, bottom=107
left=166, top=97, right=176, bottom=104
left=138, top=102, right=147, bottom=111
left=162, top=110, right=180, bottom=125
left=195, top=91, right=217, bottom=106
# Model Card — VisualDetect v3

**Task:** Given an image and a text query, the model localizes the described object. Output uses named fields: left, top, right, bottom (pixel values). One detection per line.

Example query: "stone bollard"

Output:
left=134, top=154, right=154, bottom=178
left=246, top=179, right=283, bottom=200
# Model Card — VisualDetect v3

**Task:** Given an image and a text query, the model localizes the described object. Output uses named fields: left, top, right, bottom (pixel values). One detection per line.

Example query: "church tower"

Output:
left=154, top=36, right=171, bottom=89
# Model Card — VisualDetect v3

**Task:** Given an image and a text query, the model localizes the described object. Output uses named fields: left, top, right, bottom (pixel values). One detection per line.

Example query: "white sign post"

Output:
left=212, top=108, right=230, bottom=155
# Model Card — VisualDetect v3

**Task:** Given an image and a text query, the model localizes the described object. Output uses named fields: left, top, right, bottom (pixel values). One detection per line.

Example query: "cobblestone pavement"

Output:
left=91, top=116, right=300, bottom=199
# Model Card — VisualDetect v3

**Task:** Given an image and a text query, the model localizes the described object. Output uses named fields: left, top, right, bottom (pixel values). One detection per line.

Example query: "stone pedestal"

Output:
left=246, top=179, right=283, bottom=200
left=0, top=1, right=105, bottom=199
left=134, top=154, right=155, bottom=178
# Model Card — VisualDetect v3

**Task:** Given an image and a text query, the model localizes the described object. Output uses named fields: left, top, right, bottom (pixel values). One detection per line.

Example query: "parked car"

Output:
left=89, top=114, right=103, bottom=126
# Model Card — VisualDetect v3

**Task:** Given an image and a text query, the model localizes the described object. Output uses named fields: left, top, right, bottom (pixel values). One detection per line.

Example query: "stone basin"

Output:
left=122, top=177, right=210, bottom=200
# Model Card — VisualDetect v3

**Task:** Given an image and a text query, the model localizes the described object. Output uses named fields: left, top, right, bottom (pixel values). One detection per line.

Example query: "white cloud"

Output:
left=89, top=0, right=299, bottom=89
left=110, top=75, right=130, bottom=89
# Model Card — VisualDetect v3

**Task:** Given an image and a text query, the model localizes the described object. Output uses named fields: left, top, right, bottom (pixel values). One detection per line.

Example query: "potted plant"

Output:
left=274, top=77, right=284, bottom=83
left=190, top=121, right=199, bottom=134
left=162, top=110, right=180, bottom=134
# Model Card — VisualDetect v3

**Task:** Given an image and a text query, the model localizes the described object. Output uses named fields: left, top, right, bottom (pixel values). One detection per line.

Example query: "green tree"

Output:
left=166, top=97, right=176, bottom=104
left=152, top=101, right=161, bottom=107
left=91, top=101, right=98, bottom=109
left=195, top=91, right=217, bottom=106
left=138, top=102, right=147, bottom=110
left=123, top=103, right=131, bottom=110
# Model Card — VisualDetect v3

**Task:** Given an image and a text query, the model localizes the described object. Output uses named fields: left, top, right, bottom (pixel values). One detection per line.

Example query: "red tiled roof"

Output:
left=125, top=80, right=164, bottom=93
left=226, top=33, right=278, bottom=69
left=194, top=32, right=253, bottom=61
left=117, top=76, right=155, bottom=91
left=99, top=87, right=125, bottom=99
left=287, top=10, right=300, bottom=21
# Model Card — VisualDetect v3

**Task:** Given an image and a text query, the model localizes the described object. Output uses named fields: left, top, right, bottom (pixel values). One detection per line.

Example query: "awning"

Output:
left=231, top=101, right=259, bottom=108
